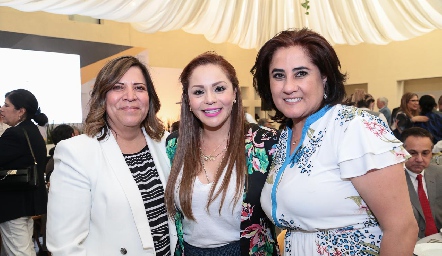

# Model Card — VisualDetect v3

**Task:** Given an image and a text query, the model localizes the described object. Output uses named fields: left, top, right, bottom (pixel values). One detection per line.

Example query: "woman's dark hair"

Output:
left=170, top=121, right=180, bottom=133
left=51, top=124, right=74, bottom=145
left=401, top=127, right=434, bottom=144
left=5, top=89, right=48, bottom=126
left=165, top=52, right=245, bottom=220
left=84, top=56, right=165, bottom=141
left=356, top=94, right=375, bottom=109
left=251, top=28, right=347, bottom=123
left=419, top=95, right=437, bottom=115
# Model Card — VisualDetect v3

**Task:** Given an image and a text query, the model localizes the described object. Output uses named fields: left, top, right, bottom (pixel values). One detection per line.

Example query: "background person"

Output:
left=402, top=127, right=442, bottom=239
left=46, top=56, right=177, bottom=255
left=45, top=124, right=75, bottom=184
left=391, top=92, right=428, bottom=140
left=0, top=89, right=48, bottom=256
left=252, top=28, right=417, bottom=255
left=414, top=95, right=442, bottom=144
left=165, top=52, right=279, bottom=255
left=377, top=96, right=392, bottom=126
left=258, top=118, right=273, bottom=128
left=355, top=93, right=389, bottom=125
left=169, top=120, right=180, bottom=133
left=0, top=115, right=9, bottom=136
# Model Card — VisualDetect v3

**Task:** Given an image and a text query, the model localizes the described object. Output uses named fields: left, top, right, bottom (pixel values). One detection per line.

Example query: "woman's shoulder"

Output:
left=56, top=134, right=98, bottom=153
left=246, top=123, right=279, bottom=139
left=245, top=123, right=279, bottom=153
left=165, top=131, right=179, bottom=161
left=166, top=130, right=179, bottom=143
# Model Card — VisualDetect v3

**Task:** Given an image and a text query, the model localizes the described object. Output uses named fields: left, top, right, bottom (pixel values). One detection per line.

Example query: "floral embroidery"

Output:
left=245, top=126, right=277, bottom=175
left=290, top=128, right=325, bottom=175
left=346, top=196, right=373, bottom=217
left=242, top=202, right=254, bottom=221
left=241, top=219, right=276, bottom=255
left=315, top=227, right=380, bottom=256
left=391, top=145, right=410, bottom=161
left=335, top=106, right=358, bottom=126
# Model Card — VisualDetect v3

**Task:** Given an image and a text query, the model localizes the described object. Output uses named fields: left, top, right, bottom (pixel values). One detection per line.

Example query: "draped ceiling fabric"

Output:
left=1, top=0, right=442, bottom=49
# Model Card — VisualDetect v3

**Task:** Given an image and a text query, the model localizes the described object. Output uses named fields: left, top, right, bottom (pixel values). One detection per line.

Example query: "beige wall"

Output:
left=335, top=30, right=442, bottom=109
left=1, top=6, right=442, bottom=116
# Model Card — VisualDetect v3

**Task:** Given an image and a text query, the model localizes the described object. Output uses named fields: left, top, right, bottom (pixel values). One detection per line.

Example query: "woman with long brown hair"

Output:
left=392, top=92, right=428, bottom=140
left=165, top=52, right=279, bottom=255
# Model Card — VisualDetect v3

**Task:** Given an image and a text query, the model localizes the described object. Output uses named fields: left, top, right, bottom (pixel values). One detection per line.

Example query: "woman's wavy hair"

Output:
left=165, top=52, right=245, bottom=220
left=251, top=28, right=347, bottom=123
left=5, top=89, right=48, bottom=126
left=84, top=56, right=164, bottom=141
left=399, top=92, right=419, bottom=118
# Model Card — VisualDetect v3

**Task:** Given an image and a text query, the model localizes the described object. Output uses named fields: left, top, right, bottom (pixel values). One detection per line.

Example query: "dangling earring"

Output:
left=323, top=81, right=328, bottom=100
left=189, top=107, right=192, bottom=112
left=233, top=99, right=237, bottom=104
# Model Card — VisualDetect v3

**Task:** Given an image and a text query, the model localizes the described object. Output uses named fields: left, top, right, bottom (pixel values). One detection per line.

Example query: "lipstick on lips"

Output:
left=203, top=108, right=222, bottom=117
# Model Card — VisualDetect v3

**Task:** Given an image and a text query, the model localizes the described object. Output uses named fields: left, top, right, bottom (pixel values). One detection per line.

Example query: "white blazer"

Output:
left=47, top=128, right=177, bottom=255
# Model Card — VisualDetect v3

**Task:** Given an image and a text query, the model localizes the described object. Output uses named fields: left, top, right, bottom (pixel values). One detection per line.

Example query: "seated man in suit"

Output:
left=402, top=127, right=442, bottom=238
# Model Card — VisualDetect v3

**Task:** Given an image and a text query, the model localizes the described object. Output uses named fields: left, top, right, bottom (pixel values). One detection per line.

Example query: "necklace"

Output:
left=201, top=149, right=226, bottom=183
left=200, top=148, right=226, bottom=161
left=199, top=131, right=228, bottom=161
left=292, top=132, right=300, bottom=145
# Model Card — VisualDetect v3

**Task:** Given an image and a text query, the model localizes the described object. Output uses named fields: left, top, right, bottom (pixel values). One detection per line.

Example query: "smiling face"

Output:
left=407, top=95, right=419, bottom=112
left=105, top=66, right=149, bottom=133
left=404, top=136, right=433, bottom=174
left=269, top=46, right=325, bottom=124
left=187, top=64, right=236, bottom=131
left=0, top=98, right=25, bottom=127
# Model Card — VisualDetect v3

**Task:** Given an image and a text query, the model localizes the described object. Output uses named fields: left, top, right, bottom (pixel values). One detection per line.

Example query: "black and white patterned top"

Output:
left=123, top=145, right=171, bottom=256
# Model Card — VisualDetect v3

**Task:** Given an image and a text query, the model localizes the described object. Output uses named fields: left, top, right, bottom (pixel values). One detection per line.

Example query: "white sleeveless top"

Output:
left=175, top=165, right=243, bottom=248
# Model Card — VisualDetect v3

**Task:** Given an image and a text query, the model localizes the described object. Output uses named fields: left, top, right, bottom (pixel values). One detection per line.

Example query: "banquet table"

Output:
left=414, top=232, right=442, bottom=256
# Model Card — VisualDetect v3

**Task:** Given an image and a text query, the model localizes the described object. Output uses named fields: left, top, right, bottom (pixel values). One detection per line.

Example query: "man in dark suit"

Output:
left=402, top=127, right=442, bottom=239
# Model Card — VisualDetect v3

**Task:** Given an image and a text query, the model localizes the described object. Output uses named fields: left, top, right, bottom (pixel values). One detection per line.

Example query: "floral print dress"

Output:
left=261, top=105, right=409, bottom=256
left=166, top=123, right=280, bottom=256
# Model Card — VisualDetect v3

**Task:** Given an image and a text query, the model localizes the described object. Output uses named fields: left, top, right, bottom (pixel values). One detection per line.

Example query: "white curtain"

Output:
left=1, top=0, right=441, bottom=49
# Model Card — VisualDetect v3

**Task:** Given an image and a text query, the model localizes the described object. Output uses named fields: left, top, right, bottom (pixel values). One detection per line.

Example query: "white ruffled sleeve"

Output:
left=338, top=113, right=409, bottom=179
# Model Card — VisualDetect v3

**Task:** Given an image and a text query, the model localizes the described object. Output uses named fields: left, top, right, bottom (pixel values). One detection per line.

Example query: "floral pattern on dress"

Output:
left=315, top=227, right=380, bottom=256
left=290, top=128, right=326, bottom=175
left=166, top=124, right=280, bottom=256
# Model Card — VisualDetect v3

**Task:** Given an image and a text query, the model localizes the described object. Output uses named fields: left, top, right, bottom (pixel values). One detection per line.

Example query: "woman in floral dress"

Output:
left=165, top=52, right=280, bottom=255
left=252, top=28, right=418, bottom=255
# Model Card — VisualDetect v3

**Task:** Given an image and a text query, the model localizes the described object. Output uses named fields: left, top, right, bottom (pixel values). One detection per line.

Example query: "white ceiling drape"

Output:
left=1, top=0, right=441, bottom=49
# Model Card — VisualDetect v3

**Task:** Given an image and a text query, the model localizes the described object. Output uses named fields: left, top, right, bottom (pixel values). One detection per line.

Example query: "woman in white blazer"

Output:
left=47, top=56, right=177, bottom=255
